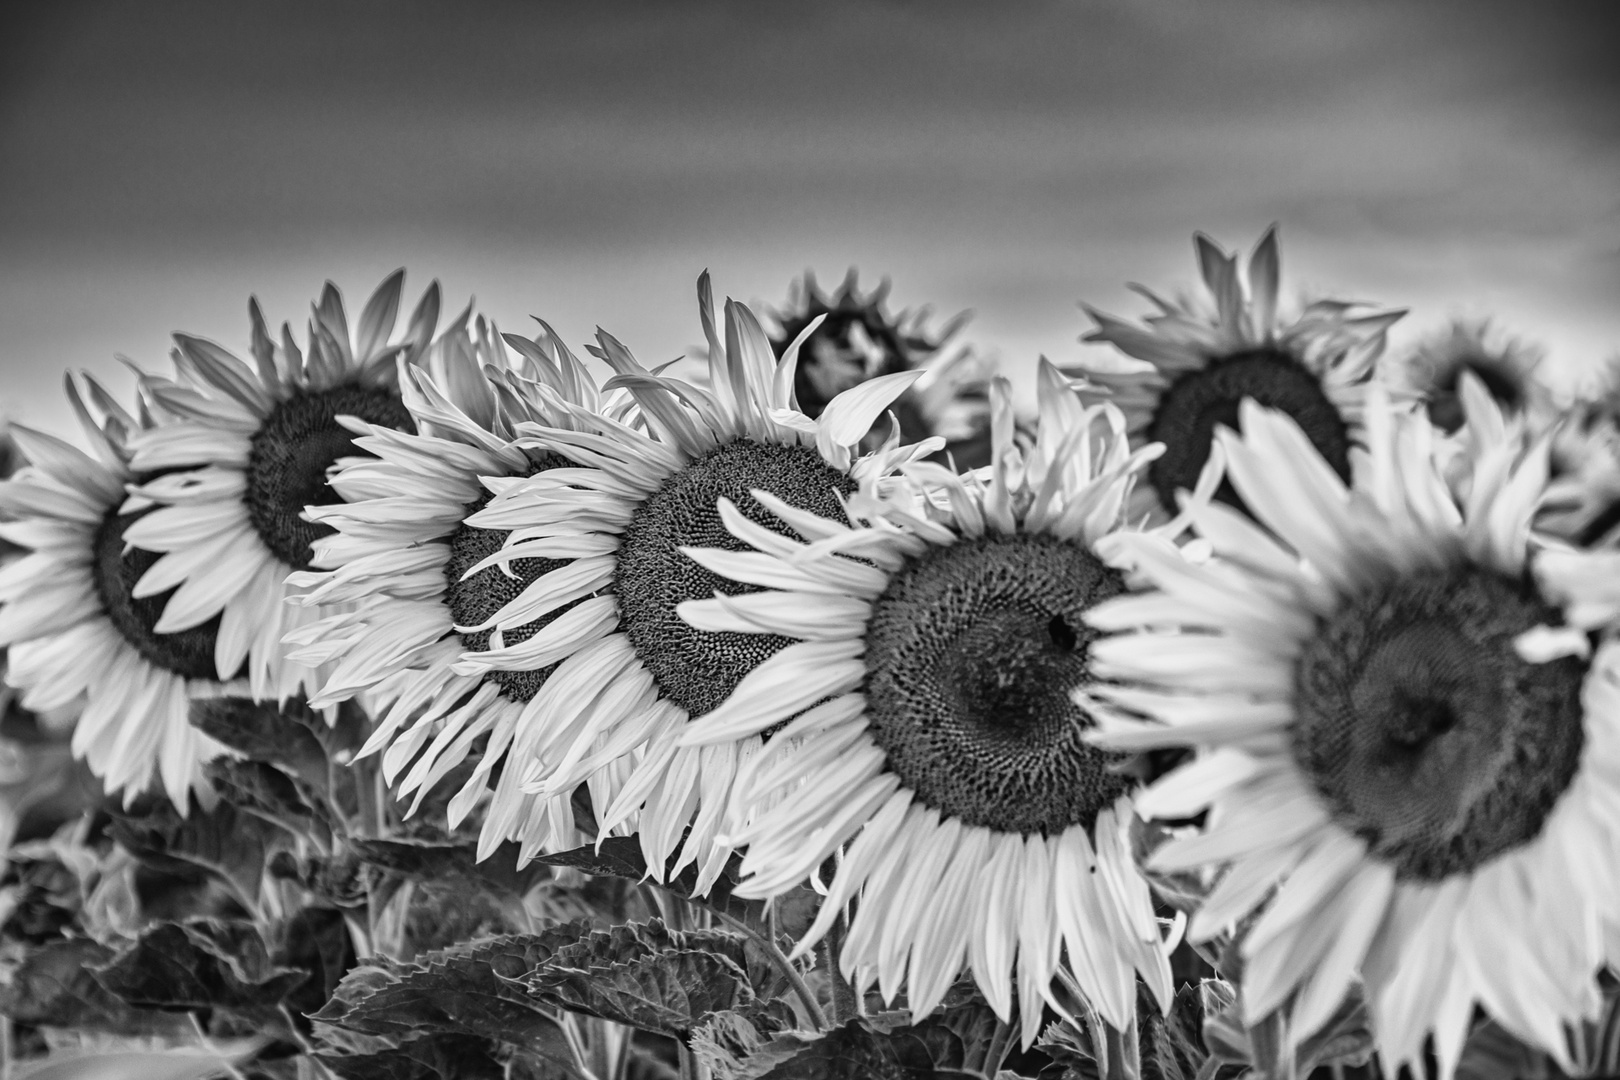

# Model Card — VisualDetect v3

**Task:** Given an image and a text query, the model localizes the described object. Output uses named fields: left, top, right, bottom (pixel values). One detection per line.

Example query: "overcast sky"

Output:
left=2, top=0, right=1616, bottom=437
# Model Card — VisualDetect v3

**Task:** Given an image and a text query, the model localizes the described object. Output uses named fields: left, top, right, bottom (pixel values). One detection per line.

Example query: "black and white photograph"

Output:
left=1, top=3, right=1618, bottom=1078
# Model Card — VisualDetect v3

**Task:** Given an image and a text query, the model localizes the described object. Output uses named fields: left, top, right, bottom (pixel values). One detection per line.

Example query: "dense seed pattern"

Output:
left=1293, top=566, right=1586, bottom=880
left=246, top=386, right=415, bottom=570
left=862, top=532, right=1132, bottom=835
left=1147, top=347, right=1350, bottom=514
left=615, top=440, right=854, bottom=719
left=92, top=508, right=227, bottom=681
left=443, top=454, right=576, bottom=703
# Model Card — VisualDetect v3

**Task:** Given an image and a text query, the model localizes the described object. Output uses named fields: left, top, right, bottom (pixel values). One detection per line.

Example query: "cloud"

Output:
left=0, top=0, right=1615, bottom=432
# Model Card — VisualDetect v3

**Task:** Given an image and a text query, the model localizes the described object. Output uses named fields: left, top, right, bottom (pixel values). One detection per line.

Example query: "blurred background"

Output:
left=2, top=0, right=1617, bottom=437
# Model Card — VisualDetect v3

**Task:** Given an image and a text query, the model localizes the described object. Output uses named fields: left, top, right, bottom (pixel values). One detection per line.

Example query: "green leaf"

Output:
left=524, top=919, right=793, bottom=1040
left=0, top=938, right=189, bottom=1037
left=316, top=1034, right=509, bottom=1080
left=311, top=924, right=584, bottom=1071
left=535, top=837, right=818, bottom=939
left=92, top=918, right=309, bottom=1025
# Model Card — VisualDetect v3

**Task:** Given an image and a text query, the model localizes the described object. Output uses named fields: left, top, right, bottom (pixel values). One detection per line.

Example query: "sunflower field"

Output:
left=1, top=230, right=1618, bottom=1080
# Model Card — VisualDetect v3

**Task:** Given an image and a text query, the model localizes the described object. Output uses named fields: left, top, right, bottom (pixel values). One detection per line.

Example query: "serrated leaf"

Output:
left=691, top=1010, right=782, bottom=1079
left=275, top=904, right=359, bottom=1026
left=317, top=1034, right=509, bottom=1080
left=0, top=938, right=189, bottom=1036
left=535, top=837, right=818, bottom=940
left=746, top=1021, right=905, bottom=1079
left=92, top=918, right=308, bottom=1024
left=524, top=919, right=791, bottom=1040
left=311, top=924, right=584, bottom=1071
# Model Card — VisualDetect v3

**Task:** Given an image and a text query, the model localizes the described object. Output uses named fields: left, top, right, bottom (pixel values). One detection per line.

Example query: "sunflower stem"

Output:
left=983, top=1017, right=1015, bottom=1076
left=823, top=907, right=859, bottom=1025
left=708, top=906, right=828, bottom=1032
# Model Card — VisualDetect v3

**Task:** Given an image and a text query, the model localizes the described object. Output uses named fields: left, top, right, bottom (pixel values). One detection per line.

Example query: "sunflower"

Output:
left=1070, top=227, right=1403, bottom=522
left=457, top=274, right=938, bottom=893
left=767, top=270, right=995, bottom=468
left=117, top=272, right=450, bottom=704
left=281, top=318, right=637, bottom=858
left=0, top=374, right=232, bottom=807
left=1081, top=377, right=1619, bottom=1078
left=673, top=360, right=1206, bottom=1044
left=1392, top=318, right=1549, bottom=436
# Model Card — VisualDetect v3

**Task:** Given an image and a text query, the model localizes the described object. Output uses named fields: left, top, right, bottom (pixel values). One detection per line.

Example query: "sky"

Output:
left=2, top=0, right=1617, bottom=438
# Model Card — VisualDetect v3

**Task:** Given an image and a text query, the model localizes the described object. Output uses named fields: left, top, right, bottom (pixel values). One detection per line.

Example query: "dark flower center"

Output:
left=245, top=386, right=415, bottom=571
left=775, top=309, right=910, bottom=421
left=861, top=532, right=1132, bottom=836
left=1293, top=566, right=1586, bottom=881
left=1147, top=347, right=1350, bottom=516
left=92, top=507, right=229, bottom=682
left=615, top=440, right=854, bottom=719
left=443, top=454, right=575, bottom=704
left=1426, top=356, right=1524, bottom=434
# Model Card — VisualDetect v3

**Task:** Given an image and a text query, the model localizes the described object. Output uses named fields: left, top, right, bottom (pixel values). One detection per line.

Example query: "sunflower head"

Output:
left=130, top=271, right=446, bottom=572
left=0, top=373, right=233, bottom=807
left=1392, top=318, right=1548, bottom=436
left=767, top=270, right=992, bottom=464
left=432, top=273, right=942, bottom=887
left=1072, top=227, right=1403, bottom=522
left=1084, top=380, right=1619, bottom=1073
left=672, top=361, right=1178, bottom=1040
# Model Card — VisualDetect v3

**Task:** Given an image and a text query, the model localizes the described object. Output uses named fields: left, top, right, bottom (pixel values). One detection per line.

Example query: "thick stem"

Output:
left=983, top=1016, right=1015, bottom=1077
left=822, top=908, right=859, bottom=1024
left=709, top=906, right=828, bottom=1032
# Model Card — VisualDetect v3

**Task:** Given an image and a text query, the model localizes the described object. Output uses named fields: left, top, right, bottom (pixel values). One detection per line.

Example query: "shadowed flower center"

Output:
left=442, top=454, right=575, bottom=704
left=615, top=440, right=854, bottom=719
left=1148, top=347, right=1350, bottom=515
left=1293, top=566, right=1586, bottom=881
left=861, top=532, right=1131, bottom=835
left=92, top=507, right=228, bottom=682
left=776, top=309, right=909, bottom=420
left=1426, top=356, right=1524, bottom=434
left=245, top=386, right=415, bottom=571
